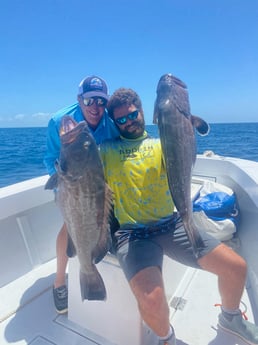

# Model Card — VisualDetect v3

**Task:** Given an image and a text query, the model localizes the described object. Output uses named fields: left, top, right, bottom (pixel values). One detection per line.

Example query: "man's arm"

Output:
left=43, top=118, right=60, bottom=176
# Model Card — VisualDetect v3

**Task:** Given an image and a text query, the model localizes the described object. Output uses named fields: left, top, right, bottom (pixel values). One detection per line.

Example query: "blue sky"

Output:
left=0, top=0, right=257, bottom=127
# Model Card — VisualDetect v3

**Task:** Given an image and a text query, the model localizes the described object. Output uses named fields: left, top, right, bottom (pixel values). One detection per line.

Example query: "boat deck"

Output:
left=0, top=254, right=256, bottom=345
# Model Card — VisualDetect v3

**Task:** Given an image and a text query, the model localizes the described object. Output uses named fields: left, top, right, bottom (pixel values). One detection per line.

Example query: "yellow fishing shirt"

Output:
left=100, top=132, right=174, bottom=227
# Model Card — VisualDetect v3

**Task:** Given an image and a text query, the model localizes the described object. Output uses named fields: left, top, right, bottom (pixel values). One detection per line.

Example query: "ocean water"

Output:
left=1, top=123, right=258, bottom=188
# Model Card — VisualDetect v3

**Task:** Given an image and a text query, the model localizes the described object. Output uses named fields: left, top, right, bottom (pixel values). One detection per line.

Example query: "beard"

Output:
left=118, top=117, right=145, bottom=139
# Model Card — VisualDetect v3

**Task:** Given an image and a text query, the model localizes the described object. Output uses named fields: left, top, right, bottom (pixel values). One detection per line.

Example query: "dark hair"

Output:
left=107, top=88, right=143, bottom=119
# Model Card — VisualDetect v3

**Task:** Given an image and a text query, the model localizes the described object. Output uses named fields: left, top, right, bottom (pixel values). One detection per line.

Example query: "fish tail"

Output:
left=80, top=267, right=106, bottom=301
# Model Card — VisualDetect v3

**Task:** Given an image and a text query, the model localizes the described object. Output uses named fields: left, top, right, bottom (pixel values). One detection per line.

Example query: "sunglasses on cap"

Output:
left=82, top=97, right=107, bottom=107
left=115, top=110, right=139, bottom=125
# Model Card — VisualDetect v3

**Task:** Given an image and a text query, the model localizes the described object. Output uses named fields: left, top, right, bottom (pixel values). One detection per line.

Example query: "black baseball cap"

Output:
left=78, top=75, right=109, bottom=100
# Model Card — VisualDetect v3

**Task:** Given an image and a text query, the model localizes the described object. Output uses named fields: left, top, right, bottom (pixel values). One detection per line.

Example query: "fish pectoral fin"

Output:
left=191, top=115, right=210, bottom=136
left=44, top=173, right=58, bottom=190
left=66, top=234, right=77, bottom=257
left=182, top=219, right=205, bottom=259
left=93, top=232, right=111, bottom=264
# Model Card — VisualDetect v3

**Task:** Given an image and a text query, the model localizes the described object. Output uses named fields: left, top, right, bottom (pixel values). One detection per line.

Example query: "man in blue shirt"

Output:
left=44, top=75, right=119, bottom=314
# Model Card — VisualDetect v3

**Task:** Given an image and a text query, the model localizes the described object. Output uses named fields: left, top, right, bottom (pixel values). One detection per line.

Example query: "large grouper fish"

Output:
left=45, top=115, right=113, bottom=300
left=153, top=74, right=210, bottom=258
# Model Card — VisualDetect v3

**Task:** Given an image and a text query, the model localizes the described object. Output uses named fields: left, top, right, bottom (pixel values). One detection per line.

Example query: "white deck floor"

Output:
left=1, top=256, right=256, bottom=345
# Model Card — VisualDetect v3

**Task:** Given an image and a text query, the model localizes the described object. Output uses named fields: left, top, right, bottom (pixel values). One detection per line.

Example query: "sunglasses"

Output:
left=82, top=97, right=107, bottom=107
left=115, top=110, right=139, bottom=125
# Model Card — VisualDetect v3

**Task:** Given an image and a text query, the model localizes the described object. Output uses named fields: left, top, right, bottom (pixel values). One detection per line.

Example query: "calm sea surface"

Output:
left=1, top=123, right=258, bottom=188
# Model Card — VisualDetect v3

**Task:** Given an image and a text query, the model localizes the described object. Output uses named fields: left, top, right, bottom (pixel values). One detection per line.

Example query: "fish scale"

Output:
left=45, top=115, right=113, bottom=300
left=153, top=73, right=210, bottom=258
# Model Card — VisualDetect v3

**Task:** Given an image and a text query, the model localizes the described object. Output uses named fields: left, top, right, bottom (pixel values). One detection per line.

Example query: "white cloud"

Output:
left=32, top=112, right=51, bottom=119
left=0, top=112, right=52, bottom=127
left=14, top=114, right=26, bottom=120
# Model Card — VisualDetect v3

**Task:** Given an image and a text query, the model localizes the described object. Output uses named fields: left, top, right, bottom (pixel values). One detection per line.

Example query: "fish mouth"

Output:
left=159, top=74, right=187, bottom=89
left=60, top=116, right=78, bottom=136
left=60, top=116, right=87, bottom=144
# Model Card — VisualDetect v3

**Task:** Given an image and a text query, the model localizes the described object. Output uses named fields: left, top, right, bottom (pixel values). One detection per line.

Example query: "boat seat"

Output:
left=68, top=254, right=188, bottom=345
left=68, top=180, right=206, bottom=345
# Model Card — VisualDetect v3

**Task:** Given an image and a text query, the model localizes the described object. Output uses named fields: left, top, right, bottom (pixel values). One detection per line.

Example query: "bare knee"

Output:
left=232, top=254, right=247, bottom=280
left=199, top=243, right=247, bottom=280
left=139, top=285, right=169, bottom=316
left=129, top=267, right=169, bottom=317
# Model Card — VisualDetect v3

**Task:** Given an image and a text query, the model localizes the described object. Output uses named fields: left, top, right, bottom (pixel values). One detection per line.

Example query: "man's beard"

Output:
left=118, top=118, right=145, bottom=139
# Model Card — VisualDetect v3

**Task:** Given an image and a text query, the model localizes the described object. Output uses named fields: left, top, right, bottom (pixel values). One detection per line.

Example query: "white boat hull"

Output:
left=1, top=154, right=258, bottom=345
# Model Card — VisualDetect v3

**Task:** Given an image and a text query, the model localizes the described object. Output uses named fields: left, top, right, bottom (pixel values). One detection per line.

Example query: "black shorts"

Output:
left=115, top=215, right=220, bottom=281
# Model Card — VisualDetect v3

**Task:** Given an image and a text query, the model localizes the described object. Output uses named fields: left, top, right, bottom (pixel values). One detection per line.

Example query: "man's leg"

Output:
left=54, top=222, right=68, bottom=288
left=198, top=243, right=258, bottom=344
left=198, top=242, right=246, bottom=310
left=53, top=222, right=68, bottom=314
left=129, top=266, right=169, bottom=337
left=129, top=266, right=176, bottom=344
left=116, top=235, right=177, bottom=344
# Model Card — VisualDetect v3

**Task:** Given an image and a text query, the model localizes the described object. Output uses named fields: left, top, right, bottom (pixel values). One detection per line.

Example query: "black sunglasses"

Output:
left=115, top=110, right=139, bottom=125
left=82, top=97, right=107, bottom=107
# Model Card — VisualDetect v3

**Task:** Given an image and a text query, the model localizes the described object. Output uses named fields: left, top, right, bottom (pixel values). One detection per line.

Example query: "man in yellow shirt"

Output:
left=100, top=87, right=258, bottom=345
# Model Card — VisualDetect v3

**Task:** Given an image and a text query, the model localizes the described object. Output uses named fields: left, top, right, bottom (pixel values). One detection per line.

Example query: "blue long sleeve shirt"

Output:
left=43, top=102, right=119, bottom=176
